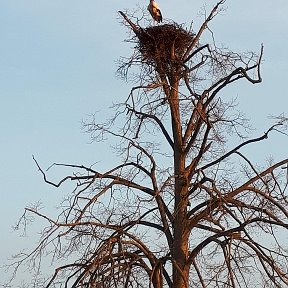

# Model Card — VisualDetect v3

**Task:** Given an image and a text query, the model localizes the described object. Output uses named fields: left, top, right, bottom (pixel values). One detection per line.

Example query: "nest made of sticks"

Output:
left=137, top=23, right=194, bottom=69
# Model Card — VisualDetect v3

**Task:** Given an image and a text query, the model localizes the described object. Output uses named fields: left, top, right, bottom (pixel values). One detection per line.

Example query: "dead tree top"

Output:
left=119, top=11, right=194, bottom=75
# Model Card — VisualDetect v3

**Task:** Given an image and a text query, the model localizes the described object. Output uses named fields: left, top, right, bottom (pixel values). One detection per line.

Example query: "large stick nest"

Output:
left=137, top=24, right=194, bottom=72
left=118, top=12, right=195, bottom=77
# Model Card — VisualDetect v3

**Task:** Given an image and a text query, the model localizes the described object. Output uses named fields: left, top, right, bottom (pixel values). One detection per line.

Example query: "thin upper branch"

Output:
left=127, top=107, right=174, bottom=149
left=199, top=124, right=279, bottom=171
left=183, top=0, right=225, bottom=62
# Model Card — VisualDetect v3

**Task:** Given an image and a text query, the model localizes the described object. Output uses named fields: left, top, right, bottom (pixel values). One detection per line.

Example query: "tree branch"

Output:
left=199, top=124, right=280, bottom=171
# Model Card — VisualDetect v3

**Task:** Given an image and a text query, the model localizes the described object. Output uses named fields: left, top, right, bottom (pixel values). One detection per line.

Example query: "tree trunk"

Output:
left=172, top=175, right=190, bottom=288
left=168, top=78, right=191, bottom=288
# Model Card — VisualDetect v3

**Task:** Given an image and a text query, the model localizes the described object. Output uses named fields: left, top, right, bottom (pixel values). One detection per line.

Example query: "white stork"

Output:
left=148, top=0, right=162, bottom=23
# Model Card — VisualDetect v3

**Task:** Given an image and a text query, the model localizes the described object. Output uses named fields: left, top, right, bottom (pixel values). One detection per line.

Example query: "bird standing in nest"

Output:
left=148, top=0, right=162, bottom=23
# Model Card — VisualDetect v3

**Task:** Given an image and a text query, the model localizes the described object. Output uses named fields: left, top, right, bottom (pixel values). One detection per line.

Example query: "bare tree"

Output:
left=6, top=1, right=288, bottom=287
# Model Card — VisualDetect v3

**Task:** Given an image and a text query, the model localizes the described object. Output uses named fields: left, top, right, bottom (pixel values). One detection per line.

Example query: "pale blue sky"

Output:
left=0, top=0, right=287, bottom=282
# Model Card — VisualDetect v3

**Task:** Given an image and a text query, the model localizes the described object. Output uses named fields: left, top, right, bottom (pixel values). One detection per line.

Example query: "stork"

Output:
left=148, top=0, right=162, bottom=23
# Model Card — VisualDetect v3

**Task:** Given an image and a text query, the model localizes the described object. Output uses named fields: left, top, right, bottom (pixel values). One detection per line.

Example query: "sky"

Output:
left=0, top=0, right=287, bottom=283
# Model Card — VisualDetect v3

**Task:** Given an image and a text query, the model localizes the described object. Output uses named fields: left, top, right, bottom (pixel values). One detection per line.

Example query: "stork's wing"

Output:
left=156, top=8, right=162, bottom=22
left=148, top=2, right=163, bottom=23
